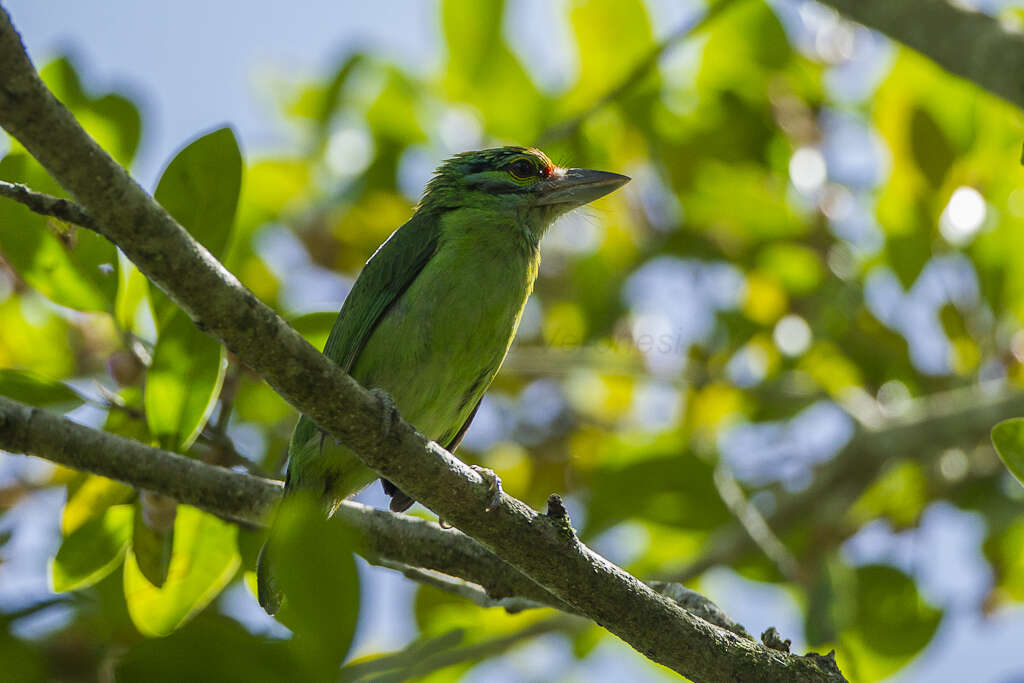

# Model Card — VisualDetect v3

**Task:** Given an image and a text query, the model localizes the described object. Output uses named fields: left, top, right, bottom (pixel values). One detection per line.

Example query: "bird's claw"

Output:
left=471, top=465, right=503, bottom=512
left=370, top=388, right=399, bottom=436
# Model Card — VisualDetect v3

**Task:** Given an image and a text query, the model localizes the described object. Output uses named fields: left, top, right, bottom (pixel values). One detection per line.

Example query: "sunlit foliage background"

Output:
left=3, top=0, right=1024, bottom=680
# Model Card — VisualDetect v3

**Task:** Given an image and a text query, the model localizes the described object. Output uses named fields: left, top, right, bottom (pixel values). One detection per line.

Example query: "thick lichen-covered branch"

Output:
left=0, top=8, right=843, bottom=678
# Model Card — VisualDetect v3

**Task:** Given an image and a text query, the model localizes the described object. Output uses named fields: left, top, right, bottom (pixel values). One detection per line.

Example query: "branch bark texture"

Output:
left=0, top=8, right=842, bottom=681
left=822, top=0, right=1024, bottom=110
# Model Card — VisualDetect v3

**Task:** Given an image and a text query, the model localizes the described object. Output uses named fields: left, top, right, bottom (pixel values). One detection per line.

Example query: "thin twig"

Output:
left=0, top=179, right=100, bottom=231
left=338, top=616, right=577, bottom=683
left=712, top=464, right=803, bottom=584
left=377, top=560, right=553, bottom=614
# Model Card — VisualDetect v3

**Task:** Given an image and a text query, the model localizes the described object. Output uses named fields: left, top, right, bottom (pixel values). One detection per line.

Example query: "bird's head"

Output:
left=420, top=146, right=630, bottom=242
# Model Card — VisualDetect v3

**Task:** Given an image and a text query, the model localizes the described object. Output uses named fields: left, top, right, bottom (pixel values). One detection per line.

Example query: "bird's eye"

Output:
left=507, top=159, right=537, bottom=180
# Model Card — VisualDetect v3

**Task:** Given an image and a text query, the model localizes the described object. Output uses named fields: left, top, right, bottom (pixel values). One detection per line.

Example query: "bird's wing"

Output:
left=445, top=396, right=483, bottom=453
left=290, top=210, right=440, bottom=449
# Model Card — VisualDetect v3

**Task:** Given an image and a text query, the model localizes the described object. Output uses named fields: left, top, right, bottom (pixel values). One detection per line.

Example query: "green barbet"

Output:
left=257, top=146, right=629, bottom=614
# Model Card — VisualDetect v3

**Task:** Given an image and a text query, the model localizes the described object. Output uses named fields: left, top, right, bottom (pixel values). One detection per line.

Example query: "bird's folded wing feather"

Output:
left=291, top=210, right=440, bottom=449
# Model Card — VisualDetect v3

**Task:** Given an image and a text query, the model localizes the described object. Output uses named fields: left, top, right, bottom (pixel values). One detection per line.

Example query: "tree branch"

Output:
left=674, top=382, right=1024, bottom=583
left=0, top=394, right=759, bottom=641
left=0, top=8, right=843, bottom=680
left=0, top=179, right=100, bottom=231
left=821, top=0, right=1024, bottom=111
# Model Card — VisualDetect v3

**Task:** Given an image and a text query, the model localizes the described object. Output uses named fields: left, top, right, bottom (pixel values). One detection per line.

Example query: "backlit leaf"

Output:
left=150, top=127, right=242, bottom=324
left=123, top=505, right=240, bottom=637
left=144, top=309, right=226, bottom=452
left=51, top=504, right=133, bottom=592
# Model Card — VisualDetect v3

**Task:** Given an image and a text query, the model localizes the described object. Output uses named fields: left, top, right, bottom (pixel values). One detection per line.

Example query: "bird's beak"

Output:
left=535, top=168, right=630, bottom=208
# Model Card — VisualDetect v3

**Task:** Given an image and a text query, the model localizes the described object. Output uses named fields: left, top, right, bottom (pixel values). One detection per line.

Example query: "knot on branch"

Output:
left=804, top=650, right=842, bottom=678
left=545, top=493, right=568, bottom=520
left=760, top=627, right=790, bottom=653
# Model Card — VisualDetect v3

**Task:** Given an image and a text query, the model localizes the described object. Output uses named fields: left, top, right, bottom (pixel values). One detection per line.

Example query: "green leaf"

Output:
left=992, top=418, right=1024, bottom=488
left=132, top=498, right=175, bottom=587
left=150, top=127, right=242, bottom=324
left=117, top=615, right=302, bottom=683
left=145, top=309, right=227, bottom=452
left=697, top=1, right=793, bottom=98
left=566, top=0, right=654, bottom=109
left=755, top=243, right=823, bottom=295
left=0, top=369, right=80, bottom=407
left=123, top=505, right=240, bottom=637
left=686, top=161, right=805, bottom=244
left=0, top=153, right=117, bottom=311
left=51, top=504, right=133, bottom=592
left=270, top=493, right=361, bottom=676
left=841, top=564, right=942, bottom=679
left=441, top=0, right=542, bottom=139
left=0, top=634, right=45, bottom=683
left=288, top=310, right=337, bottom=350
left=40, top=56, right=142, bottom=167
left=582, top=440, right=729, bottom=537
left=909, top=107, right=955, bottom=187
left=115, top=250, right=153, bottom=336
left=62, top=473, right=134, bottom=535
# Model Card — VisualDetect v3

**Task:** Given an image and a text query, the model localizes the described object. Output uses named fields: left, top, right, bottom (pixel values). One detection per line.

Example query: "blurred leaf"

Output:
left=117, top=614, right=301, bottom=683
left=132, top=497, right=175, bottom=587
left=886, top=226, right=932, bottom=289
left=0, top=633, right=45, bottom=683
left=51, top=503, right=133, bottom=593
left=849, top=461, right=927, bottom=529
left=339, top=629, right=465, bottom=682
left=755, top=243, right=822, bottom=295
left=62, top=474, right=134, bottom=535
left=40, top=56, right=142, bottom=166
left=841, top=564, right=942, bottom=679
left=145, top=309, right=227, bottom=452
left=0, top=153, right=117, bottom=311
left=873, top=51, right=978, bottom=236
left=804, top=561, right=850, bottom=648
left=992, top=418, right=1024, bottom=488
left=442, top=0, right=542, bottom=139
left=269, top=494, right=361, bottom=676
left=698, top=1, right=793, bottom=99
left=0, top=297, right=75, bottom=378
left=115, top=250, right=153, bottom=336
left=366, top=69, right=427, bottom=147
left=909, top=107, right=955, bottom=187
left=150, top=127, right=242, bottom=324
left=234, top=159, right=311, bottom=245
left=288, top=310, right=337, bottom=350
left=123, top=505, right=240, bottom=637
left=564, top=0, right=653, bottom=109
left=0, top=369, right=80, bottom=407
left=984, top=517, right=1024, bottom=602
left=799, top=341, right=862, bottom=396
left=686, top=162, right=805, bottom=245
left=582, top=440, right=729, bottom=536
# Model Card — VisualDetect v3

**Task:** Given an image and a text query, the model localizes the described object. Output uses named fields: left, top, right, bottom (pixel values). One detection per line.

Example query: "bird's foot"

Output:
left=370, top=387, right=400, bottom=437
left=471, top=465, right=503, bottom=512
